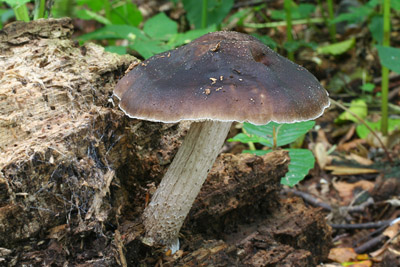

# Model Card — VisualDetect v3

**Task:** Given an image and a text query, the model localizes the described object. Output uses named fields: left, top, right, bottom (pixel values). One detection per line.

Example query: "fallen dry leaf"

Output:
left=325, top=166, right=378, bottom=176
left=328, top=247, right=358, bottom=263
left=332, top=180, right=375, bottom=204
left=337, top=139, right=367, bottom=151
left=345, top=153, right=374, bottom=166
left=314, top=142, right=330, bottom=169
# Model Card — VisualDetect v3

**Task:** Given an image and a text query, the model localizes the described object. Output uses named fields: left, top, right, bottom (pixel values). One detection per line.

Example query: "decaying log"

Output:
left=0, top=18, right=188, bottom=263
left=0, top=18, right=331, bottom=266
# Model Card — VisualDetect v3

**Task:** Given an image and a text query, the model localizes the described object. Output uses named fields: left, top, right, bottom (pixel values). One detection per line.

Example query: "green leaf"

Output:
left=297, top=3, right=316, bottom=18
left=284, top=40, right=317, bottom=52
left=317, top=38, right=355, bottom=55
left=270, top=9, right=286, bottom=20
left=369, top=15, right=383, bottom=44
left=360, top=83, right=375, bottom=92
left=336, top=99, right=368, bottom=123
left=271, top=3, right=315, bottom=20
left=281, top=149, right=315, bottom=186
left=1, top=8, right=14, bottom=25
left=393, top=0, right=400, bottom=11
left=75, top=9, right=111, bottom=25
left=182, top=0, right=234, bottom=28
left=252, top=33, right=278, bottom=50
left=243, top=121, right=315, bottom=147
left=376, top=45, right=400, bottom=74
left=143, top=12, right=178, bottom=40
left=76, top=0, right=103, bottom=12
left=228, top=133, right=271, bottom=146
left=223, top=7, right=252, bottom=27
left=168, top=26, right=217, bottom=47
left=3, top=0, right=30, bottom=7
left=330, top=5, right=373, bottom=24
left=129, top=40, right=170, bottom=59
left=356, top=118, right=400, bottom=139
left=244, top=149, right=315, bottom=186
left=242, top=149, right=271, bottom=156
left=105, top=45, right=127, bottom=55
left=79, top=25, right=146, bottom=42
left=360, top=83, right=375, bottom=93
left=109, top=2, right=142, bottom=26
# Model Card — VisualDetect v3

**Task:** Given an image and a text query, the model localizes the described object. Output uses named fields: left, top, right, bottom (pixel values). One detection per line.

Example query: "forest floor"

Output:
left=1, top=1, right=400, bottom=266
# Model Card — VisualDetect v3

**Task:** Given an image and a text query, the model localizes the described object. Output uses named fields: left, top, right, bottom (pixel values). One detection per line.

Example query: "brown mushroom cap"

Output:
left=114, top=31, right=329, bottom=125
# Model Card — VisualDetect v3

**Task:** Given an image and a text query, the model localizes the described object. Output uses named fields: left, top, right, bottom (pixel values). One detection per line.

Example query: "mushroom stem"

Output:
left=142, top=120, right=232, bottom=249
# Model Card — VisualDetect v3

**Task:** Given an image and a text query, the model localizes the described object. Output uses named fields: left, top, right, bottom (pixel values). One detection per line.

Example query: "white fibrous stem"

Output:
left=142, top=120, right=232, bottom=249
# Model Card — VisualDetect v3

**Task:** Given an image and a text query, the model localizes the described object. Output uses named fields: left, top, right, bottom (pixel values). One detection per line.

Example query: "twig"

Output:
left=347, top=197, right=374, bottom=213
left=114, top=230, right=128, bottom=267
left=330, top=220, right=392, bottom=230
left=354, top=234, right=388, bottom=254
left=284, top=188, right=332, bottom=211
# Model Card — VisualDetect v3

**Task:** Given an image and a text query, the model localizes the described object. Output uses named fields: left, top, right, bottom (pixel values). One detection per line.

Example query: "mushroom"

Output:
left=114, top=31, right=330, bottom=251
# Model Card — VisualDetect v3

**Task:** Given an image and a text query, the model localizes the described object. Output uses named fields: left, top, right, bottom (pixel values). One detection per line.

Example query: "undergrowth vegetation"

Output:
left=1, top=0, right=399, bottom=187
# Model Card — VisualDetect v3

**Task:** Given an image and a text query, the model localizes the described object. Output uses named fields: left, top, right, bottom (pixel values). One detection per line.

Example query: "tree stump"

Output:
left=0, top=18, right=331, bottom=266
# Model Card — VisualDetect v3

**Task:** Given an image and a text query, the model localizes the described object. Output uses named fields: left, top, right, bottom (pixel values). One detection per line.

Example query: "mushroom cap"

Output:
left=114, top=31, right=329, bottom=125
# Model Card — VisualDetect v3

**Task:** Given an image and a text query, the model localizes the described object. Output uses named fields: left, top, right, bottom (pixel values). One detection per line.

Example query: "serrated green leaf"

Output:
left=336, top=99, right=367, bottom=123
left=281, top=149, right=315, bottom=186
left=243, top=149, right=315, bottom=186
left=317, top=38, right=355, bottom=55
left=228, top=133, right=271, bottom=146
left=376, top=45, right=400, bottom=74
left=143, top=12, right=177, bottom=40
left=242, top=149, right=271, bottom=156
left=243, top=121, right=315, bottom=147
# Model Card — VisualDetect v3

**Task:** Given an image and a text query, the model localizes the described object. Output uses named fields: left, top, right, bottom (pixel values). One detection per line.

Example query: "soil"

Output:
left=0, top=18, right=331, bottom=266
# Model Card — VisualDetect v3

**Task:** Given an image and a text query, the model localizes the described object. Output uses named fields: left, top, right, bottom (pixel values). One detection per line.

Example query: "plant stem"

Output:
left=284, top=0, right=294, bottom=61
left=202, top=0, right=208, bottom=28
left=242, top=128, right=256, bottom=151
left=34, top=0, right=46, bottom=20
left=104, top=0, right=112, bottom=21
left=326, top=0, right=336, bottom=42
left=243, top=18, right=324, bottom=28
left=381, top=0, right=391, bottom=136
left=14, top=4, right=30, bottom=22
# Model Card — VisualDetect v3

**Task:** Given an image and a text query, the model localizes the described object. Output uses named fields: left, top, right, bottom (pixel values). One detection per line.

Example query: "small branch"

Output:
left=354, top=234, right=388, bottom=254
left=284, top=188, right=332, bottom=211
left=330, top=220, right=392, bottom=230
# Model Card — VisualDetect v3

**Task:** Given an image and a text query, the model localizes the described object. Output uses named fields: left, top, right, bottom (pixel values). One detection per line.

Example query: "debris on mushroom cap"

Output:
left=114, top=31, right=330, bottom=125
